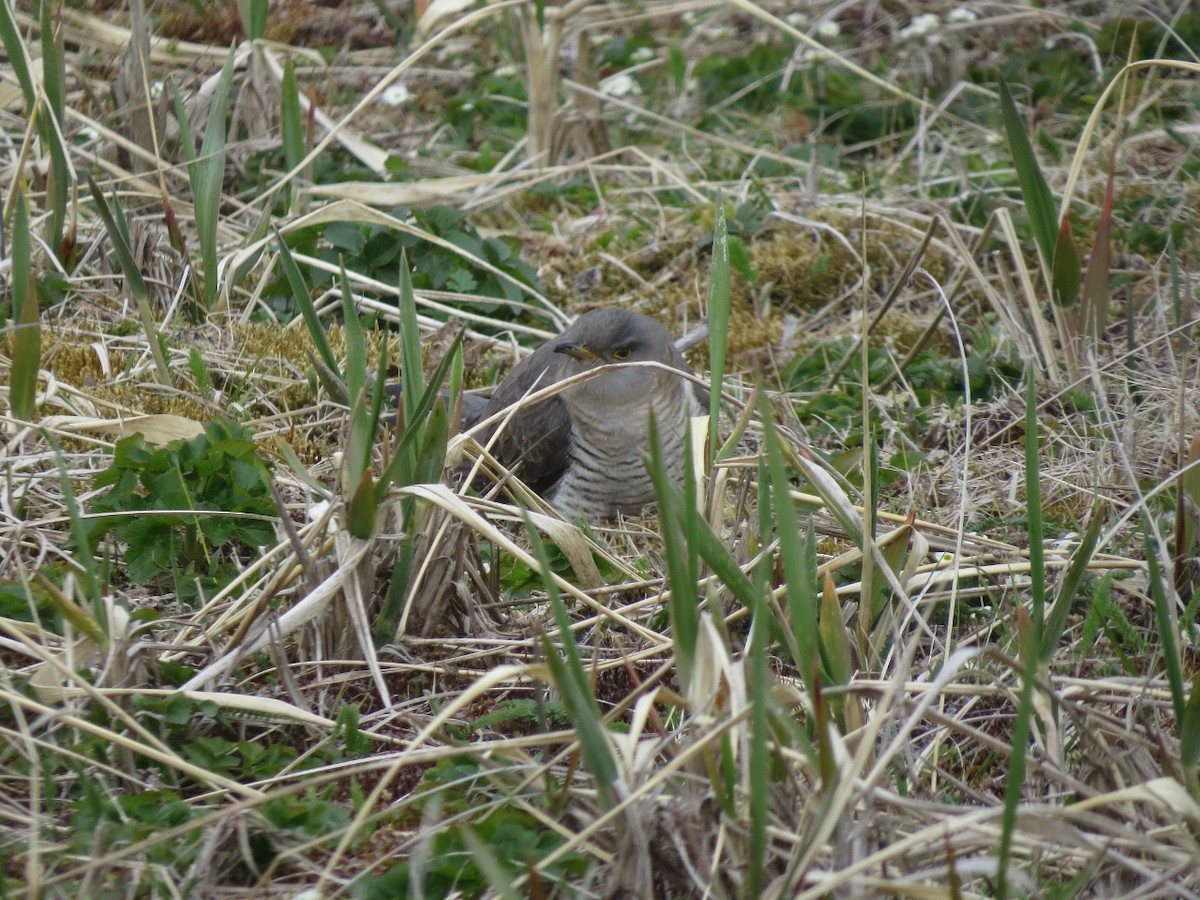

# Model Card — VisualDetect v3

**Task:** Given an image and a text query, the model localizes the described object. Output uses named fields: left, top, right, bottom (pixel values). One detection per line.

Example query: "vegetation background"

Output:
left=2, top=0, right=1200, bottom=896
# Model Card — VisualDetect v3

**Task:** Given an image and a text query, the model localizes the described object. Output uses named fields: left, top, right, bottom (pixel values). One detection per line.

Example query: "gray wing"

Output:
left=464, top=341, right=573, bottom=496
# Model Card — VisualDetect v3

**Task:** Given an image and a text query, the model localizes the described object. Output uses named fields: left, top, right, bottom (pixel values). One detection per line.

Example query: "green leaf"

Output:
left=194, top=51, right=237, bottom=309
left=1051, top=215, right=1081, bottom=308
left=87, top=174, right=171, bottom=386
left=273, top=228, right=341, bottom=381
left=647, top=415, right=699, bottom=690
left=1180, top=677, right=1200, bottom=770
left=1080, top=149, right=1115, bottom=337
left=524, top=514, right=620, bottom=809
left=1040, top=498, right=1106, bottom=663
left=10, top=195, right=39, bottom=422
left=280, top=58, right=304, bottom=176
left=0, top=0, right=36, bottom=109
left=761, top=394, right=819, bottom=682
left=339, top=256, right=367, bottom=404
left=998, top=80, right=1058, bottom=275
left=707, top=203, right=730, bottom=462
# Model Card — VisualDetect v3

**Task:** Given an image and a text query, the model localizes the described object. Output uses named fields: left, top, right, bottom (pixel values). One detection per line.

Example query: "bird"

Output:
left=461, top=308, right=708, bottom=521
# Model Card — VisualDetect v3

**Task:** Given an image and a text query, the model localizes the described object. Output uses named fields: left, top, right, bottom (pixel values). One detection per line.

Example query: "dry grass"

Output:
left=3, top=0, right=1200, bottom=896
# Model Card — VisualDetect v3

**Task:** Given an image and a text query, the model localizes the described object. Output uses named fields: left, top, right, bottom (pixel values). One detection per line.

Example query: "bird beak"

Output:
left=554, top=341, right=600, bottom=361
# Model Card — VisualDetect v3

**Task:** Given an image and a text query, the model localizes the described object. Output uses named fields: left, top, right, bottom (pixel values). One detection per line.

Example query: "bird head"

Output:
left=552, top=309, right=679, bottom=407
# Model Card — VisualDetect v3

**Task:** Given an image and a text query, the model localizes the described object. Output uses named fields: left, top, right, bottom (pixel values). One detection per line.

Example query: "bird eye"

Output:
left=612, top=346, right=632, bottom=360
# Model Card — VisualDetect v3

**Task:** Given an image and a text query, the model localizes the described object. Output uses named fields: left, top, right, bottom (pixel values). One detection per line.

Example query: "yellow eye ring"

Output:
left=612, top=346, right=632, bottom=360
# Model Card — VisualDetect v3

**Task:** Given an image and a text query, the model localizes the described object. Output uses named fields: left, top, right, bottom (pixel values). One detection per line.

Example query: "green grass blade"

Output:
left=86, top=174, right=171, bottom=386
left=996, top=606, right=1037, bottom=899
left=280, top=58, right=304, bottom=176
left=746, top=561, right=771, bottom=898
left=0, top=0, right=35, bottom=108
left=338, top=257, right=367, bottom=404
left=647, top=415, right=699, bottom=691
left=412, top=396, right=449, bottom=486
left=397, top=252, right=425, bottom=432
left=11, top=195, right=40, bottom=423
left=87, top=177, right=148, bottom=307
left=707, top=202, right=730, bottom=463
left=377, top=337, right=461, bottom=496
left=47, top=436, right=102, bottom=614
left=1024, top=367, right=1046, bottom=631
left=272, top=228, right=340, bottom=378
left=1180, top=676, right=1200, bottom=776
left=394, top=252, right=423, bottom=481
left=1080, top=147, right=1115, bottom=338
left=1052, top=216, right=1081, bottom=308
left=761, top=392, right=819, bottom=684
left=996, top=365, right=1049, bottom=896
left=1040, top=498, right=1106, bottom=663
left=39, top=0, right=69, bottom=257
left=1147, top=534, right=1185, bottom=725
left=194, top=51, right=237, bottom=309
left=237, top=0, right=268, bottom=40
left=8, top=184, right=29, bottom=330
left=523, top=512, right=619, bottom=809
left=998, top=79, right=1058, bottom=276
left=344, top=459, right=377, bottom=540
left=339, top=256, right=377, bottom=539
left=1174, top=435, right=1200, bottom=593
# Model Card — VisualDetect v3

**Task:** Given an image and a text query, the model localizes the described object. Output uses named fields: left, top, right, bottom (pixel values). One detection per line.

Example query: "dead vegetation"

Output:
left=3, top=0, right=1200, bottom=896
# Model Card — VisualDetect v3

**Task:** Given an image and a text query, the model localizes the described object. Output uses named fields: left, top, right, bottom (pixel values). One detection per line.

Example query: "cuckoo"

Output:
left=461, top=309, right=708, bottom=520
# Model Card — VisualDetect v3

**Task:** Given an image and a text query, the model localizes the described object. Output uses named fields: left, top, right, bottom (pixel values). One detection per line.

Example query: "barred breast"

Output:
left=550, top=379, right=697, bottom=520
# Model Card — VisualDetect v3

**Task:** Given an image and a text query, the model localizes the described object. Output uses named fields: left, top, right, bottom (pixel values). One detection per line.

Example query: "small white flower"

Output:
left=380, top=83, right=411, bottom=106
left=815, top=19, right=840, bottom=39
left=150, top=80, right=165, bottom=100
left=600, top=73, right=641, bottom=98
left=631, top=47, right=655, bottom=64
left=898, top=12, right=940, bottom=40
left=947, top=7, right=979, bottom=24
left=784, top=12, right=808, bottom=28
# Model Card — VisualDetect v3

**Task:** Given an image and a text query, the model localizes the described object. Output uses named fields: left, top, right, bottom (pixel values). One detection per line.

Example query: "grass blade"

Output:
left=280, top=58, right=304, bottom=177
left=1148, top=534, right=1185, bottom=726
left=998, top=79, right=1058, bottom=275
left=1080, top=147, right=1116, bottom=339
left=11, top=193, right=39, bottom=423
left=707, top=202, right=730, bottom=462
left=1040, top=499, right=1106, bottom=663
left=272, top=227, right=341, bottom=382
left=761, top=392, right=819, bottom=684
left=193, top=51, right=237, bottom=310
left=648, top=416, right=700, bottom=691
left=524, top=512, right=619, bottom=809
left=746, top=559, right=771, bottom=898
left=86, top=174, right=171, bottom=386
left=1024, top=367, right=1046, bottom=630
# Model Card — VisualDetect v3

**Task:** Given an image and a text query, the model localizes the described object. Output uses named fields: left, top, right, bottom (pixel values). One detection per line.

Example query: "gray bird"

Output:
left=463, top=308, right=708, bottom=520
